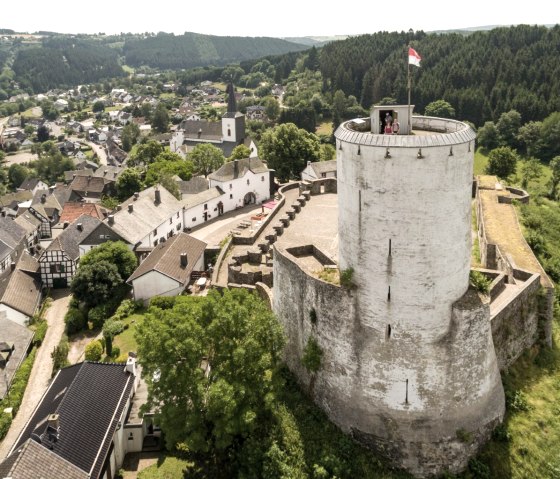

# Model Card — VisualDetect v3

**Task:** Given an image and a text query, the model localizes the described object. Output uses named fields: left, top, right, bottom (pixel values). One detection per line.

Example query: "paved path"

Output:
left=0, top=290, right=71, bottom=459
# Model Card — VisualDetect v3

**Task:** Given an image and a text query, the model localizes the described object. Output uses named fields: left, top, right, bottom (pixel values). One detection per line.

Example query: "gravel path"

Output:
left=0, top=290, right=71, bottom=459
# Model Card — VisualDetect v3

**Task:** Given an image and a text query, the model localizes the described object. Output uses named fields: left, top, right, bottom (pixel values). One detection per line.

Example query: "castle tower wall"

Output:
left=273, top=117, right=505, bottom=477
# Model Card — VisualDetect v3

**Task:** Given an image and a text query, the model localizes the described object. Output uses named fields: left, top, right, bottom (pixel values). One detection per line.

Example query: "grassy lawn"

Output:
left=112, top=313, right=144, bottom=356
left=473, top=148, right=489, bottom=175
left=316, top=121, right=333, bottom=136
left=122, top=65, right=135, bottom=74
left=138, top=455, right=194, bottom=479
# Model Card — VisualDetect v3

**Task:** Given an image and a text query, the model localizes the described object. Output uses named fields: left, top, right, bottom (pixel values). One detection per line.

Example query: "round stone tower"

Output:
left=330, top=111, right=505, bottom=475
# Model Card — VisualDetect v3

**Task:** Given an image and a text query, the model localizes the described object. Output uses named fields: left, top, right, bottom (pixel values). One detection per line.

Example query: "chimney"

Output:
left=154, top=188, right=161, bottom=204
left=128, top=204, right=133, bottom=213
left=104, top=169, right=108, bottom=176
left=10, top=261, right=16, bottom=271
left=47, top=413, right=59, bottom=431
left=63, top=221, right=69, bottom=229
left=72, top=173, right=76, bottom=179
left=41, top=193, right=47, bottom=204
left=307, top=161, right=311, bottom=167
left=180, top=253, right=188, bottom=267
left=77, top=222, right=83, bottom=231
left=125, top=356, right=136, bottom=376
left=233, top=159, right=239, bottom=178
left=197, top=128, right=202, bottom=138
left=108, top=214, right=114, bottom=225
left=133, top=192, right=139, bottom=200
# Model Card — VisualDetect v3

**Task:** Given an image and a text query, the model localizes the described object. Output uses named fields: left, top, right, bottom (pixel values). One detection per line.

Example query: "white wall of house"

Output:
left=181, top=198, right=226, bottom=231
left=132, top=272, right=182, bottom=303
left=0, top=304, right=29, bottom=326
left=222, top=118, right=236, bottom=141
left=209, top=170, right=270, bottom=212
left=170, top=131, right=184, bottom=155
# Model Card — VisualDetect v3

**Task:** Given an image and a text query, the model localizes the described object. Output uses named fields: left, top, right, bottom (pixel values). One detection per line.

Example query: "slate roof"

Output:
left=31, top=189, right=63, bottom=218
left=13, top=214, right=40, bottom=234
left=310, top=159, right=337, bottom=176
left=0, top=438, right=88, bottom=479
left=70, top=175, right=110, bottom=194
left=12, top=361, right=134, bottom=479
left=64, top=169, right=94, bottom=183
left=43, top=214, right=102, bottom=260
left=92, top=164, right=125, bottom=180
left=0, top=216, right=26, bottom=249
left=0, top=252, right=41, bottom=317
left=59, top=202, right=109, bottom=224
left=177, top=176, right=209, bottom=196
left=208, top=157, right=269, bottom=182
left=181, top=187, right=224, bottom=210
left=128, top=232, right=206, bottom=284
left=0, top=239, right=12, bottom=261
left=18, top=177, right=44, bottom=191
left=107, top=186, right=182, bottom=245
left=180, top=119, right=222, bottom=141
left=0, top=315, right=34, bottom=400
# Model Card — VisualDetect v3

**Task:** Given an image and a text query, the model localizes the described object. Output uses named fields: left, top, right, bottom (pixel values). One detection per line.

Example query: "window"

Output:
left=321, top=173, right=326, bottom=178
left=229, top=184, right=232, bottom=190
left=169, top=217, right=173, bottom=224
left=50, top=263, right=65, bottom=273
left=192, top=217, right=196, bottom=222
left=153, top=228, right=157, bottom=235
left=261, top=176, right=265, bottom=181
left=204, top=204, right=208, bottom=210
left=247, top=179, right=250, bottom=185
left=153, top=240, right=158, bottom=247
left=176, top=223, right=181, bottom=231
left=177, top=212, right=180, bottom=218
left=230, top=194, right=233, bottom=199
left=228, top=128, right=231, bottom=136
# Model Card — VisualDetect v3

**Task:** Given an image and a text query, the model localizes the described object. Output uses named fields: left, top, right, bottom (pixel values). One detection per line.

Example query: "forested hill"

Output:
left=122, top=32, right=308, bottom=69
left=12, top=37, right=125, bottom=93
left=319, top=24, right=560, bottom=125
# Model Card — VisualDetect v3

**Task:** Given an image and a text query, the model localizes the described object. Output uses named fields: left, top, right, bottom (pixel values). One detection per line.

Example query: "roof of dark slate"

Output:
left=13, top=214, right=40, bottom=234
left=92, top=164, right=125, bottom=180
left=180, top=120, right=222, bottom=141
left=64, top=169, right=94, bottom=183
left=70, top=175, right=110, bottom=194
left=208, top=157, right=269, bottom=182
left=0, top=438, right=88, bottom=479
left=177, top=176, right=209, bottom=196
left=13, top=361, right=134, bottom=479
left=0, top=216, right=26, bottom=249
left=128, top=232, right=206, bottom=283
left=181, top=187, right=224, bottom=210
left=79, top=222, right=127, bottom=247
left=0, top=253, right=41, bottom=317
left=43, top=214, right=102, bottom=260
left=310, top=159, right=337, bottom=175
left=18, top=177, right=44, bottom=191
left=0, top=239, right=12, bottom=261
left=31, top=189, right=63, bottom=217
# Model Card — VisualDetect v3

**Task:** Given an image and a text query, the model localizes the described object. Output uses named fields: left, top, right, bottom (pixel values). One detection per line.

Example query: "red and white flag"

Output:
left=408, top=47, right=421, bottom=67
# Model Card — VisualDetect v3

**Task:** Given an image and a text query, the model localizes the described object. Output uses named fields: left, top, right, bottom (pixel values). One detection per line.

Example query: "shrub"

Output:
left=149, top=296, right=176, bottom=310
left=64, top=307, right=87, bottom=335
left=302, top=337, right=323, bottom=373
left=111, top=346, right=121, bottom=358
left=339, top=267, right=355, bottom=289
left=85, top=340, right=103, bottom=361
left=469, top=270, right=492, bottom=294
left=33, top=320, right=48, bottom=346
left=112, top=299, right=141, bottom=320
left=88, top=304, right=110, bottom=329
left=525, top=230, right=548, bottom=256
left=0, top=415, right=11, bottom=441
left=309, top=308, right=317, bottom=324
left=492, top=423, right=511, bottom=442
left=506, top=390, right=532, bottom=412
left=51, top=335, right=69, bottom=376
left=468, top=458, right=491, bottom=479
left=102, top=319, right=125, bottom=357
left=456, top=428, right=472, bottom=443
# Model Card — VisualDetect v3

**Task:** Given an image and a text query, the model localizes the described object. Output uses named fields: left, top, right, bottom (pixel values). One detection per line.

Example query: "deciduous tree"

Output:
left=425, top=99, right=455, bottom=119
left=187, top=143, right=225, bottom=177
left=486, top=146, right=519, bottom=180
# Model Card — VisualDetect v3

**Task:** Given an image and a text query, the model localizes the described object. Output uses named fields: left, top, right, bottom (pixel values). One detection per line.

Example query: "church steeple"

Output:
left=226, top=82, right=237, bottom=114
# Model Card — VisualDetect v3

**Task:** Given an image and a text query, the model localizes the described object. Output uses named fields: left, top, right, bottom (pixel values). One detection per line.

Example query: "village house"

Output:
left=246, top=105, right=267, bottom=121
left=208, top=157, right=273, bottom=211
left=0, top=217, right=28, bottom=277
left=17, top=178, right=49, bottom=195
left=128, top=232, right=207, bottom=303
left=1, top=358, right=147, bottom=479
left=301, top=160, right=337, bottom=181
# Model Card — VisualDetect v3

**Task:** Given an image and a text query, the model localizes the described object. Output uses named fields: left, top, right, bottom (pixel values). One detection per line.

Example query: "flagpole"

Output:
left=407, top=45, right=411, bottom=134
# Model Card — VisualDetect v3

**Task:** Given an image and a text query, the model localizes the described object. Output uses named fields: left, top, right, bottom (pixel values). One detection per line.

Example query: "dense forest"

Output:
left=318, top=25, right=560, bottom=125
left=122, top=32, right=308, bottom=69
left=11, top=37, right=125, bottom=92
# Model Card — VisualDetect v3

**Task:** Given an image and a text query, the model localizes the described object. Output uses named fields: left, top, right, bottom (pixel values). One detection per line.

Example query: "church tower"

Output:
left=221, top=82, right=245, bottom=145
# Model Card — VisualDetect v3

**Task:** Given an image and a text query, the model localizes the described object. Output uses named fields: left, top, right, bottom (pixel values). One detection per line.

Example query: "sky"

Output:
left=3, top=0, right=558, bottom=38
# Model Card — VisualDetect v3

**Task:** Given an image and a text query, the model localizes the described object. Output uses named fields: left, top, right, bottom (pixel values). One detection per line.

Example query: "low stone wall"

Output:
left=211, top=236, right=232, bottom=287
left=497, top=186, right=530, bottom=205
left=300, top=177, right=337, bottom=195
left=491, top=270, right=541, bottom=371
left=255, top=282, right=273, bottom=309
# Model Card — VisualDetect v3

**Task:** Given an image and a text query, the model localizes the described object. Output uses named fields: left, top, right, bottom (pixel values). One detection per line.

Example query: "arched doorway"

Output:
left=243, top=192, right=256, bottom=205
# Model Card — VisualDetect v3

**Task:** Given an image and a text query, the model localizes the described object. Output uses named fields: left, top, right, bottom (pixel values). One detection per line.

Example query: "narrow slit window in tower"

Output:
left=387, top=285, right=391, bottom=302
left=388, top=239, right=392, bottom=256
left=359, top=190, right=362, bottom=212
left=386, top=324, right=392, bottom=339
left=405, top=379, right=409, bottom=404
